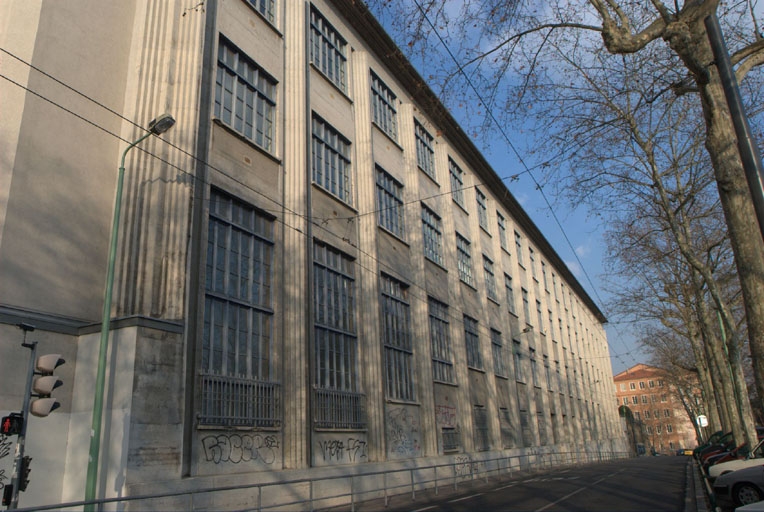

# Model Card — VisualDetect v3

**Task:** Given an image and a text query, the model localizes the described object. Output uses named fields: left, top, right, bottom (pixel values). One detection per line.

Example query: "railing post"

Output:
left=309, top=480, right=314, bottom=512
left=454, top=462, right=458, bottom=491
left=257, top=486, right=262, bottom=512
left=384, top=471, right=389, bottom=508
left=351, top=475, right=355, bottom=512
left=410, top=469, right=416, bottom=501
left=435, top=465, right=439, bottom=495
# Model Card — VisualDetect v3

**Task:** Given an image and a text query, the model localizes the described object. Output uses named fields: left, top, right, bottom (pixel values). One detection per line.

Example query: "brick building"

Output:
left=614, top=364, right=697, bottom=453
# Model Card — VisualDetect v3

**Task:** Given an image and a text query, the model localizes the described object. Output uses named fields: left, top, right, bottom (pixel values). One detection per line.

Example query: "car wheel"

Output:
left=733, top=483, right=764, bottom=507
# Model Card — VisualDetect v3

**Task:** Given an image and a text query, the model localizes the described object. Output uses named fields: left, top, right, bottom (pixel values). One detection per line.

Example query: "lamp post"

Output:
left=84, top=114, right=175, bottom=508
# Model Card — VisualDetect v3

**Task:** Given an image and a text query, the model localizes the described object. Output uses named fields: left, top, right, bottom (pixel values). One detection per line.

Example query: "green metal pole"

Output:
left=84, top=132, right=152, bottom=509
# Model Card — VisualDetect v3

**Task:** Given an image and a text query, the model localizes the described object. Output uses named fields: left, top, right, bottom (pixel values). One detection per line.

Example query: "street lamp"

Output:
left=84, top=114, right=175, bottom=508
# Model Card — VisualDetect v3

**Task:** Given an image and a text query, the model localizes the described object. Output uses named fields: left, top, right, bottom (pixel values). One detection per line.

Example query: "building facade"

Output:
left=614, top=364, right=697, bottom=454
left=0, top=1, right=627, bottom=508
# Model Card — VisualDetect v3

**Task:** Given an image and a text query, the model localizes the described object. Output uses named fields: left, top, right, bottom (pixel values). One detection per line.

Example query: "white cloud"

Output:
left=564, top=259, right=582, bottom=277
left=575, top=244, right=590, bottom=258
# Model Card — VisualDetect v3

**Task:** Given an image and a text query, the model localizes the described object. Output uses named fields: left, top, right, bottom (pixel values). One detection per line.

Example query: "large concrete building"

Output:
left=0, top=1, right=627, bottom=508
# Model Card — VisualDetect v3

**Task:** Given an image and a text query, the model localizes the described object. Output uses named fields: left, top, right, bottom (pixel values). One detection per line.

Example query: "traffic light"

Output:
left=18, top=455, right=32, bottom=491
left=30, top=354, right=65, bottom=417
left=1, top=412, right=24, bottom=435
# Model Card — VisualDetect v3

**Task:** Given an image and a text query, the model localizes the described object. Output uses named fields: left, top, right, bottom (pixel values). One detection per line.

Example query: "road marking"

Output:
left=411, top=507, right=438, bottom=512
left=494, top=483, right=517, bottom=491
left=449, top=493, right=483, bottom=503
left=533, top=469, right=624, bottom=512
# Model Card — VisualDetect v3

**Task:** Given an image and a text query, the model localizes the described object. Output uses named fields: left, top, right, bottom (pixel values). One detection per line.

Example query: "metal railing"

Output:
left=199, top=373, right=281, bottom=427
left=14, top=449, right=631, bottom=512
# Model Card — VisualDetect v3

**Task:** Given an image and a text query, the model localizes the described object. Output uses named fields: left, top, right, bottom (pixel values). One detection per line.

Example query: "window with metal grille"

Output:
left=497, top=212, right=507, bottom=250
left=473, top=406, right=490, bottom=451
left=376, top=167, right=405, bottom=238
left=370, top=71, right=397, bottom=139
left=421, top=205, right=444, bottom=265
left=449, top=158, right=465, bottom=206
left=215, top=37, right=276, bottom=153
left=456, top=233, right=474, bottom=286
left=310, top=6, right=347, bottom=91
left=491, top=329, right=507, bottom=378
left=381, top=274, right=414, bottom=401
left=476, top=188, right=489, bottom=231
left=464, top=315, right=482, bottom=370
left=483, top=256, right=498, bottom=301
left=429, top=297, right=454, bottom=383
left=415, top=120, right=435, bottom=179
left=247, top=0, right=275, bottom=22
left=200, top=189, right=278, bottom=427
left=442, top=427, right=460, bottom=452
left=313, top=241, right=366, bottom=429
left=505, top=274, right=516, bottom=314
left=312, top=114, right=352, bottom=205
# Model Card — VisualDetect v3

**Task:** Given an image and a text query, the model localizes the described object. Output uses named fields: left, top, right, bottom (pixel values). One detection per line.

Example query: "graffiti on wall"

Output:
left=454, top=455, right=481, bottom=479
left=201, top=434, right=279, bottom=465
left=316, top=437, right=368, bottom=463
left=434, top=405, right=456, bottom=427
left=386, top=407, right=421, bottom=458
left=0, top=434, right=12, bottom=489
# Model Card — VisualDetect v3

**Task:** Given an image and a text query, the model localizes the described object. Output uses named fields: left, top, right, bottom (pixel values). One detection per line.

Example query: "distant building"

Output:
left=0, top=0, right=628, bottom=509
left=614, top=364, right=697, bottom=453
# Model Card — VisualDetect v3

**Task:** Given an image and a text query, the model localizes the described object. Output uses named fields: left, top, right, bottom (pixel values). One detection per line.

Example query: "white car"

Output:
left=710, top=440, right=764, bottom=481
left=714, top=465, right=764, bottom=509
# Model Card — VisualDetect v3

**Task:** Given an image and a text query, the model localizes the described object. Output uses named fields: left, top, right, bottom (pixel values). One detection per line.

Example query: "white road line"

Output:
left=494, top=483, right=517, bottom=491
left=533, top=469, right=624, bottom=512
left=449, top=493, right=483, bottom=503
left=411, top=506, right=438, bottom=512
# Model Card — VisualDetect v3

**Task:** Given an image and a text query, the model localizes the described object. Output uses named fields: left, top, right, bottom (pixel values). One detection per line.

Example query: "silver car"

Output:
left=714, top=464, right=764, bottom=509
left=709, top=440, right=764, bottom=482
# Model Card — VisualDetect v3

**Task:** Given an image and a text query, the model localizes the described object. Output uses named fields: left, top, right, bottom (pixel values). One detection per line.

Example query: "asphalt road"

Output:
left=341, top=455, right=692, bottom=512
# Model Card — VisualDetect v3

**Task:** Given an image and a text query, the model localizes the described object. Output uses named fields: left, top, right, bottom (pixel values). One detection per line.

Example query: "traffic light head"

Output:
left=36, top=354, right=65, bottom=373
left=1, top=413, right=24, bottom=435
left=30, top=353, right=66, bottom=417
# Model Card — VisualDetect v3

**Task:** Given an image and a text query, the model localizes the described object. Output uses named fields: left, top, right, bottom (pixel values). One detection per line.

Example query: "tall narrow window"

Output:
left=505, top=274, right=516, bottom=314
left=515, top=231, right=524, bottom=266
left=313, top=241, right=365, bottom=429
left=201, top=189, right=278, bottom=427
left=215, top=37, right=276, bottom=152
left=497, top=212, right=508, bottom=250
left=529, top=247, right=537, bottom=280
left=371, top=71, right=397, bottom=139
left=476, top=188, right=489, bottom=231
left=415, top=120, right=436, bottom=179
left=312, top=114, right=352, bottom=204
left=513, top=340, right=525, bottom=382
left=456, top=233, right=474, bottom=286
left=491, top=329, right=507, bottom=378
left=376, top=166, right=405, bottom=238
left=429, top=297, right=454, bottom=383
left=464, top=315, right=482, bottom=370
left=484, top=256, right=498, bottom=301
left=310, top=6, right=347, bottom=91
left=449, top=157, right=465, bottom=207
left=530, top=349, right=539, bottom=387
left=522, top=288, right=531, bottom=324
left=422, top=205, right=444, bottom=265
left=381, top=274, right=414, bottom=401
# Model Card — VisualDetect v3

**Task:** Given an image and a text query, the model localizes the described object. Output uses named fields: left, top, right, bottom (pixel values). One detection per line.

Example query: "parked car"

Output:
left=709, top=440, right=764, bottom=481
left=713, top=465, right=764, bottom=509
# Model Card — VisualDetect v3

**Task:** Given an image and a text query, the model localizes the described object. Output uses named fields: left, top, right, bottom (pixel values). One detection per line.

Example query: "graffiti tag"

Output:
left=317, top=438, right=368, bottom=463
left=202, top=434, right=279, bottom=465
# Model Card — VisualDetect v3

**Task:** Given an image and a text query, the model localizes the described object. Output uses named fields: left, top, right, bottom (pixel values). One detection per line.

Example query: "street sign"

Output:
left=697, top=414, right=709, bottom=427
